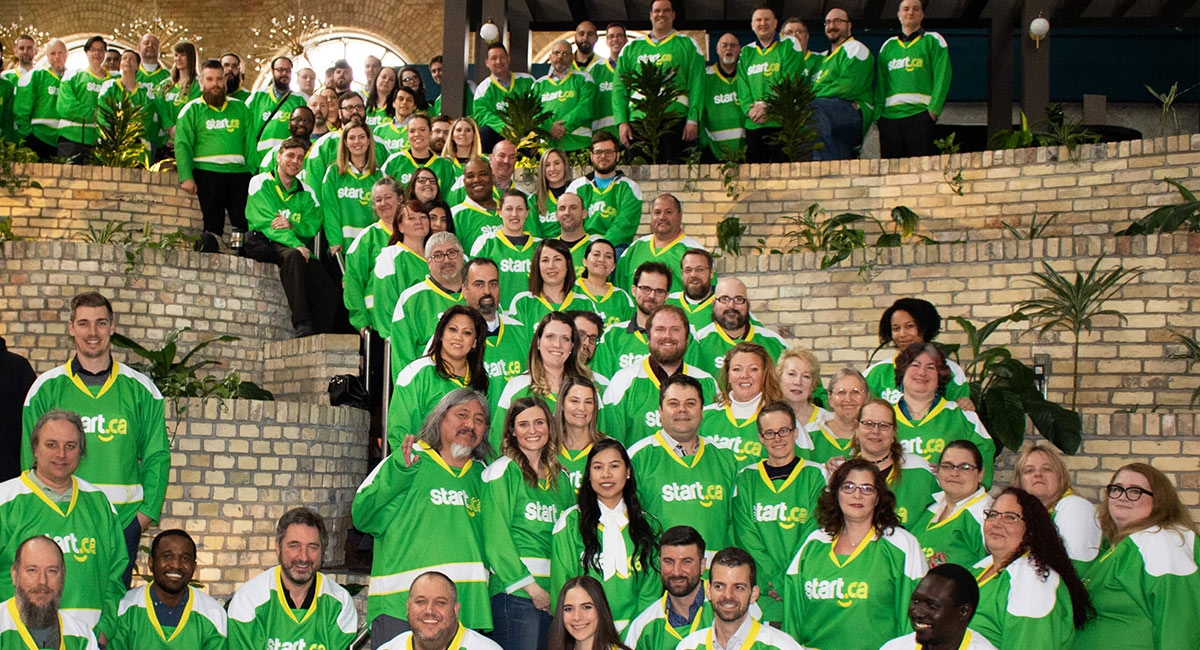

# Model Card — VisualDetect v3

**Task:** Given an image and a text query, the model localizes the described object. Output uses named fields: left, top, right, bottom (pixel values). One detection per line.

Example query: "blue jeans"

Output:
left=812, top=97, right=863, bottom=161
left=489, top=592, right=551, bottom=650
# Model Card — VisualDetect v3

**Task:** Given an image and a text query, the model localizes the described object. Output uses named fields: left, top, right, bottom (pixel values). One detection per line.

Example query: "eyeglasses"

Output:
left=715, top=295, right=748, bottom=306
left=824, top=18, right=848, bottom=25
left=636, top=285, right=669, bottom=297
left=1106, top=484, right=1154, bottom=502
left=759, top=426, right=795, bottom=440
left=839, top=482, right=876, bottom=496
left=578, top=333, right=600, bottom=345
left=831, top=387, right=865, bottom=399
left=982, top=509, right=1024, bottom=524
left=402, top=76, right=419, bottom=83
left=415, top=177, right=438, bottom=184
left=592, top=148, right=618, bottom=156
left=274, top=67, right=293, bottom=74
left=858, top=420, right=894, bottom=431
left=937, top=462, right=979, bottom=473
left=429, top=250, right=461, bottom=263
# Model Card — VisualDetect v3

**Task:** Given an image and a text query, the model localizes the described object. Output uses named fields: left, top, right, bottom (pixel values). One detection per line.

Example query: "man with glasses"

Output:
left=615, top=193, right=702, bottom=294
left=565, top=131, right=644, bottom=249
left=688, top=277, right=786, bottom=378
left=594, top=262, right=673, bottom=377
left=388, top=231, right=467, bottom=374
left=667, top=249, right=719, bottom=329
left=258, top=105, right=316, bottom=172
left=248, top=56, right=307, bottom=154
left=220, top=52, right=251, bottom=102
left=56, top=35, right=112, bottom=161
left=810, top=8, right=876, bottom=160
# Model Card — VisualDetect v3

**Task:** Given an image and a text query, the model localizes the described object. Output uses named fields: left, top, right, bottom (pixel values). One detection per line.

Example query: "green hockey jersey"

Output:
left=882, top=454, right=938, bottom=527
left=227, top=567, right=356, bottom=650
left=245, top=171, right=322, bottom=249
left=484, top=315, right=532, bottom=391
left=382, top=150, right=458, bottom=194
left=686, top=323, right=787, bottom=381
left=565, top=235, right=598, bottom=280
left=783, top=527, right=927, bottom=650
left=469, top=230, right=540, bottom=302
left=110, top=584, right=227, bottom=650
left=666, top=293, right=715, bottom=330
left=624, top=594, right=716, bottom=650
left=22, top=359, right=170, bottom=526
left=174, top=97, right=256, bottom=180
left=912, top=487, right=993, bottom=569
left=369, top=245, right=429, bottom=338
left=472, top=73, right=536, bottom=133
left=628, top=433, right=739, bottom=557
left=875, top=31, right=952, bottom=120
left=0, top=472, right=128, bottom=635
left=1050, top=493, right=1102, bottom=568
left=0, top=76, right=15, bottom=144
left=894, top=398, right=996, bottom=486
left=676, top=618, right=805, bottom=650
left=880, top=629, right=997, bottom=650
left=525, top=189, right=562, bottom=238
left=812, top=38, right=877, bottom=128
left=971, top=554, right=1076, bottom=650
left=534, top=69, right=597, bottom=151
left=699, top=65, right=744, bottom=158
left=155, top=80, right=201, bottom=134
left=388, top=277, right=464, bottom=370
left=576, top=57, right=618, bottom=135
left=481, top=456, right=575, bottom=597
left=614, top=233, right=703, bottom=295
left=700, top=401, right=771, bottom=465
left=386, top=356, right=474, bottom=452
left=453, top=197, right=503, bottom=253
left=56, top=67, right=113, bottom=144
left=613, top=32, right=705, bottom=125
left=352, top=443, right=491, bottom=629
left=593, top=320, right=649, bottom=378
left=559, top=444, right=593, bottom=493
left=804, top=412, right=855, bottom=464
left=379, top=623, right=500, bottom=650
left=577, top=283, right=635, bottom=330
left=302, top=129, right=389, bottom=200
left=736, top=35, right=809, bottom=130
left=246, top=87, right=307, bottom=151
left=344, top=221, right=393, bottom=331
left=0, top=599, right=99, bottom=650
left=865, top=355, right=970, bottom=405
left=732, top=458, right=827, bottom=623
left=14, top=68, right=64, bottom=145
left=136, top=64, right=171, bottom=146
left=564, top=173, right=644, bottom=247
left=320, top=164, right=383, bottom=249
left=600, top=359, right=717, bottom=446
left=507, top=290, right=597, bottom=330
left=374, top=120, right=409, bottom=157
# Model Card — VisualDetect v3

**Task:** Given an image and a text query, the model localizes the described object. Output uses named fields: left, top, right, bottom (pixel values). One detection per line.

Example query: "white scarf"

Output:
left=598, top=499, right=630, bottom=580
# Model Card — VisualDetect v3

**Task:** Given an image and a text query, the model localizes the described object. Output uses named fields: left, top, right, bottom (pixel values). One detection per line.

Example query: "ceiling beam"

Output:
left=1054, top=0, right=1092, bottom=20
left=1112, top=0, right=1137, bottom=16
left=964, top=0, right=989, bottom=19
left=566, top=0, right=589, bottom=23
left=1160, top=0, right=1198, bottom=18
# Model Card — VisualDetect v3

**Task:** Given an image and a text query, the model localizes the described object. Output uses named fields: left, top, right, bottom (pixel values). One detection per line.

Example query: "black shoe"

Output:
left=294, top=322, right=316, bottom=338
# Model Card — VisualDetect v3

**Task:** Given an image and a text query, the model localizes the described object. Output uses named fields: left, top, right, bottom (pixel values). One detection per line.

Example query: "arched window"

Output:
left=534, top=29, right=647, bottom=63
left=250, top=29, right=409, bottom=92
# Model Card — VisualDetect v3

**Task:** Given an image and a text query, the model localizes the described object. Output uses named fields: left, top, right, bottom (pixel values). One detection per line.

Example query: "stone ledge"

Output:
left=263, top=334, right=362, bottom=404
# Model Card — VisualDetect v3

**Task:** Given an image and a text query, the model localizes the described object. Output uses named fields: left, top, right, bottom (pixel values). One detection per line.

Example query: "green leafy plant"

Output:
left=1168, top=329, right=1200, bottom=406
left=1146, top=82, right=1199, bottom=138
left=498, top=86, right=552, bottom=163
left=1002, top=212, right=1058, bottom=240
left=0, top=140, right=41, bottom=197
left=876, top=206, right=937, bottom=248
left=92, top=92, right=150, bottom=168
left=75, top=220, right=197, bottom=275
left=75, top=219, right=130, bottom=244
left=0, top=216, right=31, bottom=243
left=1116, top=179, right=1200, bottom=235
left=934, top=133, right=964, bottom=196
left=1017, top=256, right=1142, bottom=410
left=717, top=216, right=760, bottom=257
left=987, top=110, right=1035, bottom=150
left=949, top=313, right=1083, bottom=453
left=778, top=204, right=933, bottom=278
left=989, top=104, right=1098, bottom=161
left=716, top=144, right=746, bottom=201
left=761, top=73, right=820, bottom=162
left=619, top=62, right=685, bottom=164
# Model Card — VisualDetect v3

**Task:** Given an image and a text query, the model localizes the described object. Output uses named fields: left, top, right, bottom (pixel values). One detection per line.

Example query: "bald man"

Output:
left=699, top=33, right=745, bottom=160
left=535, top=40, right=597, bottom=151
left=13, top=38, right=68, bottom=159
left=686, top=277, right=787, bottom=377
left=2, top=536, right=100, bottom=649
left=376, top=572, right=502, bottom=650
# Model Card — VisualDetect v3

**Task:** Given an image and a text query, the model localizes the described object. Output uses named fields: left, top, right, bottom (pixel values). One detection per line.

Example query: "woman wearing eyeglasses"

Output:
left=732, top=401, right=827, bottom=625
left=782, top=458, right=927, bottom=650
left=1012, top=443, right=1101, bottom=570
left=508, top=239, right=597, bottom=328
left=913, top=440, right=992, bottom=569
left=850, top=398, right=937, bottom=527
left=810, top=368, right=867, bottom=465
left=1073, top=463, right=1200, bottom=649
left=700, top=342, right=784, bottom=464
left=893, top=342, right=996, bottom=486
left=970, top=487, right=1091, bottom=649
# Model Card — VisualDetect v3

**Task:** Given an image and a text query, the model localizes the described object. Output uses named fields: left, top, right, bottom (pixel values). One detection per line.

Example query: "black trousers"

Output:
left=746, top=126, right=787, bottom=163
left=478, top=124, right=504, bottom=155
left=56, top=137, right=93, bottom=164
left=628, top=120, right=689, bottom=164
left=25, top=135, right=58, bottom=161
left=242, top=234, right=340, bottom=330
left=878, top=111, right=937, bottom=159
left=193, top=168, right=251, bottom=243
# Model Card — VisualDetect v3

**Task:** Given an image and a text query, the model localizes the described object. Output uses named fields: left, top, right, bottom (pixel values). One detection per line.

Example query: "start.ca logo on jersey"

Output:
left=267, top=640, right=328, bottom=650
left=540, top=89, right=577, bottom=103
left=637, top=53, right=675, bottom=66
left=712, top=92, right=737, bottom=105
left=52, top=532, right=98, bottom=563
left=643, top=411, right=662, bottom=429
left=485, top=360, right=523, bottom=379
left=805, top=577, right=869, bottom=606
left=81, top=413, right=129, bottom=442
left=587, top=202, right=616, bottom=220
left=900, top=437, right=944, bottom=458
left=746, top=62, right=781, bottom=77
left=429, top=488, right=482, bottom=517
left=705, top=435, right=763, bottom=460
left=880, top=387, right=903, bottom=404
left=205, top=117, right=241, bottom=132
left=86, top=81, right=105, bottom=93
left=887, top=56, right=925, bottom=73
left=599, top=81, right=613, bottom=92
left=500, top=258, right=532, bottom=274
left=661, top=481, right=724, bottom=507
left=753, top=502, right=809, bottom=529
left=524, top=502, right=559, bottom=523
left=337, top=187, right=369, bottom=202
left=618, top=353, right=643, bottom=369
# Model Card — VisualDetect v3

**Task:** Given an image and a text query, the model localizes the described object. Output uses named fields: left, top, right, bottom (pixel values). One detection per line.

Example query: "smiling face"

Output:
left=439, top=314, right=477, bottom=366
left=463, top=159, right=493, bottom=202
left=680, top=252, right=713, bottom=300
left=556, top=194, right=585, bottom=233
left=431, top=120, right=451, bottom=151
left=407, top=574, right=461, bottom=648
left=429, top=207, right=449, bottom=233
left=712, top=278, right=750, bottom=332
left=544, top=151, right=567, bottom=187
left=69, top=304, right=114, bottom=364
left=563, top=385, right=596, bottom=430
left=393, top=89, right=416, bottom=118
left=660, top=543, right=703, bottom=597
left=890, top=309, right=922, bottom=349
left=288, top=107, right=315, bottom=139
left=710, top=562, right=757, bottom=624
left=411, top=169, right=439, bottom=203
left=632, top=271, right=669, bottom=317
left=909, top=574, right=969, bottom=646
left=899, top=0, right=925, bottom=33
left=902, top=352, right=941, bottom=402
left=537, top=320, right=574, bottom=372
left=779, top=356, right=815, bottom=406
left=573, top=316, right=601, bottom=364
left=757, top=410, right=796, bottom=461
left=345, top=126, right=370, bottom=159
left=936, top=446, right=982, bottom=502
left=751, top=8, right=778, bottom=42
left=606, top=26, right=629, bottom=59
left=838, top=468, right=878, bottom=524
left=584, top=242, right=615, bottom=282
left=660, top=381, right=703, bottom=441
left=726, top=351, right=765, bottom=402
left=84, top=40, right=106, bottom=69
left=277, top=145, right=305, bottom=179
left=150, top=534, right=197, bottom=596
left=824, top=9, right=852, bottom=47
left=648, top=310, right=688, bottom=365
left=983, top=493, right=1026, bottom=564
left=16, top=37, right=37, bottom=67
left=588, top=447, right=628, bottom=504
left=12, top=538, right=63, bottom=617
left=855, top=402, right=896, bottom=458
left=538, top=249, right=569, bottom=291
left=408, top=118, right=431, bottom=153
left=486, top=47, right=511, bottom=79
left=650, top=0, right=675, bottom=33
left=373, top=186, right=401, bottom=225
left=277, top=524, right=321, bottom=588
left=499, top=195, right=528, bottom=234
left=32, top=419, right=82, bottom=489
left=463, top=263, right=500, bottom=317
left=562, top=586, right=598, bottom=642
left=439, top=399, right=488, bottom=458
left=829, top=374, right=867, bottom=421
left=453, top=120, right=476, bottom=149
left=650, top=195, right=683, bottom=241
left=1017, top=450, right=1061, bottom=507
left=513, top=405, right=550, bottom=457
left=1108, top=468, right=1155, bottom=529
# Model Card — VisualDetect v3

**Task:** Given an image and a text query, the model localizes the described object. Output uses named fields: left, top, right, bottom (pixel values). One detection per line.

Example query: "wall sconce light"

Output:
left=479, top=20, right=500, bottom=44
left=1029, top=13, right=1050, bottom=49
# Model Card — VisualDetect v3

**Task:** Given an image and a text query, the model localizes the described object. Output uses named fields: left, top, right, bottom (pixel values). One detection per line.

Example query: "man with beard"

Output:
left=307, top=92, right=330, bottom=140
left=430, top=114, right=453, bottom=154
left=699, top=34, right=745, bottom=161
left=228, top=508, right=356, bottom=650
left=629, top=377, right=738, bottom=554
left=304, top=91, right=388, bottom=199
left=688, top=277, right=786, bottom=378
left=451, top=158, right=501, bottom=252
left=462, top=258, right=531, bottom=391
left=257, top=105, right=316, bottom=172
left=810, top=8, right=876, bottom=160
left=377, top=572, right=502, bottom=650
left=1, top=34, right=37, bottom=83
left=667, top=249, right=719, bottom=329
left=14, top=38, right=68, bottom=159
left=565, top=131, right=643, bottom=249
left=388, top=231, right=467, bottom=373
left=881, top=564, right=996, bottom=650
left=248, top=56, right=308, bottom=154
left=573, top=21, right=599, bottom=71
left=220, top=52, right=251, bottom=102
left=600, top=305, right=716, bottom=446
left=354, top=389, right=494, bottom=645
left=677, top=548, right=804, bottom=650
left=175, top=59, right=257, bottom=252
left=110, top=530, right=227, bottom=648
left=1, top=536, right=99, bottom=649
left=567, top=310, right=605, bottom=378
left=615, top=194, right=702, bottom=294
left=626, top=527, right=730, bottom=650
left=535, top=40, right=596, bottom=152
left=593, top=262, right=671, bottom=377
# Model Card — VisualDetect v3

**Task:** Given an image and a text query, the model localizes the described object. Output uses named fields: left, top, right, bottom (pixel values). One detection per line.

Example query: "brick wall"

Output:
left=263, top=334, right=360, bottom=404
left=0, top=240, right=291, bottom=383
left=156, top=397, right=369, bottom=598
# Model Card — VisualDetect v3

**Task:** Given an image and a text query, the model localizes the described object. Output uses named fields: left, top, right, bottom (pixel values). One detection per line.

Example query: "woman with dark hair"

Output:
left=386, top=305, right=489, bottom=451
left=508, top=239, right=596, bottom=327
left=701, top=342, right=785, bottom=464
left=892, top=342, right=996, bottom=485
left=1011, top=442, right=1101, bottom=569
left=1074, top=463, right=1200, bottom=648
left=376, top=85, right=419, bottom=156
left=157, top=41, right=199, bottom=144
left=399, top=65, right=430, bottom=110
left=971, top=487, right=1090, bottom=649
left=865, top=298, right=972, bottom=409
left=528, top=148, right=573, bottom=237
left=914, top=440, right=993, bottom=568
left=368, top=198, right=431, bottom=338
left=850, top=397, right=937, bottom=526
left=782, top=458, right=926, bottom=650
left=550, top=438, right=660, bottom=632
left=405, top=166, right=442, bottom=204
left=556, top=376, right=606, bottom=491
left=343, top=178, right=409, bottom=333
left=483, top=397, right=575, bottom=650
left=366, top=66, right=398, bottom=129
left=471, top=190, right=542, bottom=301
left=547, top=576, right=631, bottom=650
left=427, top=198, right=454, bottom=235
left=576, top=239, right=633, bottom=328
left=322, top=119, right=383, bottom=255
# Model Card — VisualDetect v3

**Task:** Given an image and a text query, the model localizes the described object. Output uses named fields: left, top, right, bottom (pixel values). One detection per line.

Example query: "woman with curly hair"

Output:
left=547, top=576, right=631, bottom=650
left=849, top=398, right=937, bottom=526
left=1074, top=463, right=1200, bottom=648
left=864, top=298, right=972, bottom=409
left=550, top=438, right=660, bottom=632
left=1011, top=442, right=1101, bottom=568
left=972, top=487, right=1091, bottom=649
left=700, top=342, right=784, bottom=463
left=782, top=458, right=927, bottom=650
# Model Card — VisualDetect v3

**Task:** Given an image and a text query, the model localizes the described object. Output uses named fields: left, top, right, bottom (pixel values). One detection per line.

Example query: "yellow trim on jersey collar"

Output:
left=826, top=37, right=860, bottom=59
left=145, top=583, right=195, bottom=642
left=65, top=356, right=119, bottom=399
left=894, top=397, right=949, bottom=428
left=8, top=599, right=65, bottom=650
left=802, top=403, right=821, bottom=426
left=715, top=323, right=756, bottom=346
left=578, top=281, right=615, bottom=304
left=896, top=34, right=925, bottom=50
left=417, top=440, right=475, bottom=477
left=915, top=628, right=974, bottom=650
left=654, top=431, right=706, bottom=468
left=409, top=622, right=468, bottom=650
left=395, top=239, right=425, bottom=260
left=568, top=236, right=591, bottom=254
left=647, top=31, right=679, bottom=47
left=655, top=592, right=706, bottom=641
left=677, top=294, right=714, bottom=314
left=704, top=617, right=760, bottom=650
left=650, top=232, right=689, bottom=255
left=486, top=319, right=508, bottom=348
left=21, top=471, right=79, bottom=517
left=422, top=277, right=461, bottom=301
left=497, top=230, right=536, bottom=252
left=561, top=444, right=593, bottom=462
left=712, top=67, right=735, bottom=84
left=756, top=458, right=807, bottom=493
left=535, top=290, right=578, bottom=312
left=817, top=426, right=853, bottom=453
left=544, top=69, right=577, bottom=86
left=752, top=38, right=779, bottom=56
left=490, top=74, right=519, bottom=93
left=723, top=402, right=761, bottom=428
left=923, top=487, right=988, bottom=531
left=458, top=198, right=497, bottom=217
left=829, top=529, right=875, bottom=568
left=204, top=99, right=230, bottom=112
left=274, top=566, right=322, bottom=625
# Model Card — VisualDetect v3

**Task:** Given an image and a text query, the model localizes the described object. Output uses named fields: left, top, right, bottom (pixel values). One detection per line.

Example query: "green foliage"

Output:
left=1146, top=82, right=1199, bottom=138
left=988, top=110, right=1035, bottom=150
left=1116, top=179, right=1200, bottom=235
left=1001, top=212, right=1058, bottom=240
left=92, top=92, right=150, bottom=168
left=761, top=73, right=820, bottom=162
left=716, top=216, right=758, bottom=257
left=775, top=203, right=933, bottom=278
left=498, top=86, right=552, bottom=163
left=76, top=219, right=130, bottom=244
left=933, top=133, right=964, bottom=196
left=619, top=62, right=685, bottom=165
left=988, top=104, right=1099, bottom=161
left=75, top=220, right=198, bottom=275
left=716, top=144, right=746, bottom=201
left=0, top=140, right=42, bottom=197
left=1017, top=256, right=1142, bottom=410
left=0, top=216, right=31, bottom=243
left=1167, top=329, right=1200, bottom=407
left=948, top=313, right=1083, bottom=454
